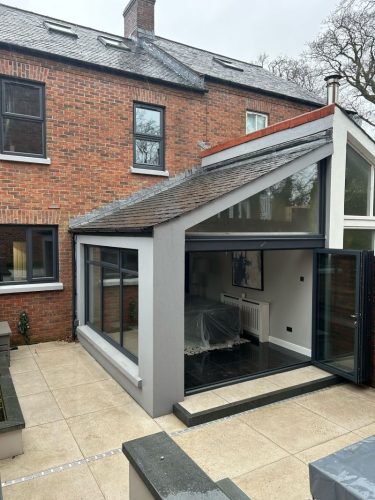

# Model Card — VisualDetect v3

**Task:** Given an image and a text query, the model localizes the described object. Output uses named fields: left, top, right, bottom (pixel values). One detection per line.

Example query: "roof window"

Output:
left=44, top=21, right=78, bottom=38
left=213, top=57, right=244, bottom=72
left=98, top=36, right=130, bottom=51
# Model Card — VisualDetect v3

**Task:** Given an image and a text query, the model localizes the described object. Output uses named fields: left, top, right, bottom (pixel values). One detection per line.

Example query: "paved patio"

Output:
left=1, top=341, right=375, bottom=499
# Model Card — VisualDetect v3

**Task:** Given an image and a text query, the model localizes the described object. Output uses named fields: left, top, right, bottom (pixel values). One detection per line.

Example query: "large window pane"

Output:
left=135, top=107, right=161, bottom=136
left=4, top=83, right=42, bottom=117
left=0, top=227, right=27, bottom=283
left=344, top=229, right=374, bottom=250
left=32, top=229, right=54, bottom=278
left=87, top=264, right=102, bottom=332
left=135, top=139, right=160, bottom=166
left=188, top=164, right=320, bottom=234
left=3, top=118, right=43, bottom=155
left=344, top=146, right=371, bottom=216
left=102, top=267, right=121, bottom=343
left=122, top=250, right=138, bottom=358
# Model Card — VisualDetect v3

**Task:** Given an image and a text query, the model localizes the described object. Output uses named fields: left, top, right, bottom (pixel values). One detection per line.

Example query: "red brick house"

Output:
left=0, top=0, right=322, bottom=345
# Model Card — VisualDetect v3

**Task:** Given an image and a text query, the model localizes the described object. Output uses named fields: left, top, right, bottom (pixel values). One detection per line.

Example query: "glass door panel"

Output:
left=313, top=250, right=372, bottom=383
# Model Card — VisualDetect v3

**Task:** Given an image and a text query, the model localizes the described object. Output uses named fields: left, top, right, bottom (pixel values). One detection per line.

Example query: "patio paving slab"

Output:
left=9, top=357, right=38, bottom=375
left=52, top=379, right=132, bottom=419
left=66, top=402, right=160, bottom=457
left=9, top=346, right=32, bottom=361
left=10, top=370, right=49, bottom=397
left=154, top=413, right=187, bottom=433
left=41, top=361, right=110, bottom=391
left=178, top=391, right=228, bottom=413
left=296, top=385, right=375, bottom=430
left=0, top=420, right=83, bottom=481
left=354, top=422, right=375, bottom=438
left=88, top=453, right=129, bottom=500
left=173, top=416, right=288, bottom=482
left=240, top=400, right=348, bottom=454
left=2, top=464, right=104, bottom=500
left=295, top=432, right=363, bottom=464
left=233, top=456, right=311, bottom=500
left=18, top=391, right=64, bottom=428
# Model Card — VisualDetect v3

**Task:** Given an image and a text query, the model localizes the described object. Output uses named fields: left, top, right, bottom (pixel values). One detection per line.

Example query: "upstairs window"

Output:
left=246, top=111, right=268, bottom=134
left=1, top=78, right=46, bottom=158
left=134, top=103, right=164, bottom=170
left=0, top=226, right=58, bottom=285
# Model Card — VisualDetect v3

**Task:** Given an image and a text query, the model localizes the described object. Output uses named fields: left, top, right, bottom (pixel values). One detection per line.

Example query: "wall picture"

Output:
left=232, top=250, right=263, bottom=290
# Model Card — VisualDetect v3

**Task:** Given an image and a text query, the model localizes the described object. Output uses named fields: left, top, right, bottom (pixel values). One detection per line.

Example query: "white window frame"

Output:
left=246, top=111, right=268, bottom=134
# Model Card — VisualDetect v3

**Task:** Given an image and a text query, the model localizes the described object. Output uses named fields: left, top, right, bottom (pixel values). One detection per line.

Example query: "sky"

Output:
left=1, top=0, right=340, bottom=62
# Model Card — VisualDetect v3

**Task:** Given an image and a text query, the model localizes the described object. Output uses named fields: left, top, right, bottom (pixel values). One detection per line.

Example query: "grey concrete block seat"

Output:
left=309, top=436, right=375, bottom=499
left=123, top=431, right=251, bottom=499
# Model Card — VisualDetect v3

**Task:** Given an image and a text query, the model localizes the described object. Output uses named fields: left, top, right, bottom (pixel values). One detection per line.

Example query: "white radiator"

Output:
left=221, top=293, right=270, bottom=343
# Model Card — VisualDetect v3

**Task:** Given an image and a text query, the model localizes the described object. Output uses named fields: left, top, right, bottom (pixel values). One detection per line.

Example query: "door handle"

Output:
left=350, top=314, right=357, bottom=319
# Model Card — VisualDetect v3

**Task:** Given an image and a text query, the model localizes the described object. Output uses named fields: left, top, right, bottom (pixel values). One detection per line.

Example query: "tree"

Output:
left=255, top=0, right=375, bottom=132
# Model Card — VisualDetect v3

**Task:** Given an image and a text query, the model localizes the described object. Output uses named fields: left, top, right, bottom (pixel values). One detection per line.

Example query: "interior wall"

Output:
left=189, top=249, right=313, bottom=352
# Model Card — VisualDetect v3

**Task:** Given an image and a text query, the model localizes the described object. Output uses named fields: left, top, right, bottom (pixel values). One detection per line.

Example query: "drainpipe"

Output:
left=324, top=74, right=343, bottom=105
left=71, top=233, right=78, bottom=340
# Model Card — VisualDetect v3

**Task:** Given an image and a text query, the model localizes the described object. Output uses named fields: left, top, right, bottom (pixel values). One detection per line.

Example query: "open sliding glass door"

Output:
left=313, top=249, right=373, bottom=384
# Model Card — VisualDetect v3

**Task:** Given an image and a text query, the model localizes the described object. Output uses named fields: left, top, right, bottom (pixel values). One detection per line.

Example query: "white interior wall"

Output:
left=189, top=249, right=313, bottom=354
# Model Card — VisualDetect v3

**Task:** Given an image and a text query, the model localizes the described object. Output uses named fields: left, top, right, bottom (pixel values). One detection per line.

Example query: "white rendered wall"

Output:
left=190, top=250, right=313, bottom=354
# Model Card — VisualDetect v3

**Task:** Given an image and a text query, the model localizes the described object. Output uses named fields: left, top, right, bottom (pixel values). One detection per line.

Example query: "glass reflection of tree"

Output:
left=136, top=108, right=160, bottom=165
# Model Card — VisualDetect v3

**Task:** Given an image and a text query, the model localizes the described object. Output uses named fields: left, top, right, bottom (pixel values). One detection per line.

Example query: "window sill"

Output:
left=0, top=154, right=51, bottom=165
left=130, top=166, right=169, bottom=177
left=0, top=282, right=63, bottom=295
left=77, top=325, right=142, bottom=388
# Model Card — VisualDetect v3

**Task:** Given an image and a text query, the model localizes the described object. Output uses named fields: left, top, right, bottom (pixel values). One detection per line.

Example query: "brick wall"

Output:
left=0, top=49, right=315, bottom=345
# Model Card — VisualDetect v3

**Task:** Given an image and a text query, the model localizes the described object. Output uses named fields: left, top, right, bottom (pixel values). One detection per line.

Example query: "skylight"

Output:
left=98, top=36, right=130, bottom=51
left=213, top=57, right=244, bottom=72
left=44, top=21, right=78, bottom=38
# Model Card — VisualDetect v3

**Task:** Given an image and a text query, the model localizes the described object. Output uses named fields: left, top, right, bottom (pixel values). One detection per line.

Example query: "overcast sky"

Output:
left=2, top=0, right=339, bottom=62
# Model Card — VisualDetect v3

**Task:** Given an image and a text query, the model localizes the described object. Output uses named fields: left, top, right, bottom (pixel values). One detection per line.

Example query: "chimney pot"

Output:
left=123, top=0, right=156, bottom=39
left=324, top=74, right=343, bottom=105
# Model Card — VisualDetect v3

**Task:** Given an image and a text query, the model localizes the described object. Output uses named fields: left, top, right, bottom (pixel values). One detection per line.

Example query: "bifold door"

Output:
left=313, top=249, right=373, bottom=384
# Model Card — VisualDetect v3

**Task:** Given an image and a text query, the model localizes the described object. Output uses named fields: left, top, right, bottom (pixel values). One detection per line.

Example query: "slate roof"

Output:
left=71, top=131, right=332, bottom=233
left=154, top=37, right=324, bottom=105
left=0, top=3, right=323, bottom=103
left=0, top=4, right=199, bottom=90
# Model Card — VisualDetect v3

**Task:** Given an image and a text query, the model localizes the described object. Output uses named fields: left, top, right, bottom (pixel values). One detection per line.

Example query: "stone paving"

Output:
left=1, top=341, right=375, bottom=499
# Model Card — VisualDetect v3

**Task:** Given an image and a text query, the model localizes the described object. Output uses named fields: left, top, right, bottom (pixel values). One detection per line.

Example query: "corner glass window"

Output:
left=86, top=246, right=139, bottom=363
left=188, top=163, right=321, bottom=234
left=246, top=112, right=268, bottom=134
left=0, top=226, right=58, bottom=284
left=134, top=103, right=164, bottom=170
left=344, top=229, right=374, bottom=250
left=1, top=79, right=46, bottom=157
left=344, top=146, right=372, bottom=216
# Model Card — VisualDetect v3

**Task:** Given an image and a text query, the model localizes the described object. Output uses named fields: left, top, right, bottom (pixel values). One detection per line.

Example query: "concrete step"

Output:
left=174, top=366, right=342, bottom=427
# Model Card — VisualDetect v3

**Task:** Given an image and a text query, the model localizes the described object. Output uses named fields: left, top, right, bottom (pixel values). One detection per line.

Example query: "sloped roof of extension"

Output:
left=0, top=3, right=323, bottom=104
left=71, top=130, right=332, bottom=233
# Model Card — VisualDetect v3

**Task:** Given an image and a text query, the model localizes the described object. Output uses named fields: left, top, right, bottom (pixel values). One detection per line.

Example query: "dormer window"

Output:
left=213, top=57, right=244, bottom=72
left=44, top=21, right=78, bottom=38
left=98, top=36, right=130, bottom=51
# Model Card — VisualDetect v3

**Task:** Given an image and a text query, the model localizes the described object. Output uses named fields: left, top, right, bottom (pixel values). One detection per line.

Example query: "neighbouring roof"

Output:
left=0, top=3, right=324, bottom=104
left=71, top=129, right=332, bottom=233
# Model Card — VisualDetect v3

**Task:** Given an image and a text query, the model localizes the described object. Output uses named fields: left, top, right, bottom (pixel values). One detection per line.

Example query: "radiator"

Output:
left=221, top=293, right=270, bottom=343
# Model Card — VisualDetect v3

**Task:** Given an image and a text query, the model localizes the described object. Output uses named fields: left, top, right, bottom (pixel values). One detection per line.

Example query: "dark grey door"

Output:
left=313, top=249, right=373, bottom=384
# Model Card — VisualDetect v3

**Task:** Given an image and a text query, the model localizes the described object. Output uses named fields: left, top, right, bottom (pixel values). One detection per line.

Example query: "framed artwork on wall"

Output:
left=232, top=250, right=264, bottom=291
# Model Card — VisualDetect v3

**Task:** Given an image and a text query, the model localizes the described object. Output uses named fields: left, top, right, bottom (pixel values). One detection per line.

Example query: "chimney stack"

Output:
left=324, top=74, right=343, bottom=105
left=123, top=0, right=156, bottom=39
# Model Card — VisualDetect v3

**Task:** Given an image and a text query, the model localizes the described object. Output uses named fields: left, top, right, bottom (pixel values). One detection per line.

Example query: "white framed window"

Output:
left=246, top=112, right=268, bottom=134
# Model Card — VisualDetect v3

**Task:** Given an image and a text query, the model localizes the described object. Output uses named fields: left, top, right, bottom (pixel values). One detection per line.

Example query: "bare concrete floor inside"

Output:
left=1, top=341, right=375, bottom=499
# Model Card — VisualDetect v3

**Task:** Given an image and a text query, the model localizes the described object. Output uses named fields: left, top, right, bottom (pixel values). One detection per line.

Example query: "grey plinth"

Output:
left=309, top=435, right=375, bottom=500
left=123, top=431, right=240, bottom=500
left=0, top=322, right=11, bottom=367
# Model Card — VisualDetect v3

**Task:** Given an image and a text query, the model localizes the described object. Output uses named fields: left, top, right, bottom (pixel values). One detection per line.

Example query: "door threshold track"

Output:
left=174, top=369, right=342, bottom=427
